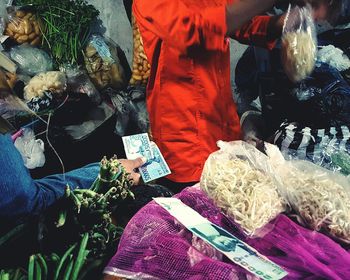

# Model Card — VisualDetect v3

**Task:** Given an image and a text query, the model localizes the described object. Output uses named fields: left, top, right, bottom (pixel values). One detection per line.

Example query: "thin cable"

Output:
left=46, top=113, right=66, bottom=181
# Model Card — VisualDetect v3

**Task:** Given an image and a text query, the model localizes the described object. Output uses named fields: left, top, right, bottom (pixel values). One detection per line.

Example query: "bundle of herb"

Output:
left=16, top=0, right=99, bottom=66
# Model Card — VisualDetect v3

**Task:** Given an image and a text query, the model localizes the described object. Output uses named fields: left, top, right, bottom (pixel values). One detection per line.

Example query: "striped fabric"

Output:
left=273, top=122, right=350, bottom=164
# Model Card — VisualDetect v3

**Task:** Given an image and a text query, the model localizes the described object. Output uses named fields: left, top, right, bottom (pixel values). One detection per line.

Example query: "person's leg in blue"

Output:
left=0, top=133, right=99, bottom=223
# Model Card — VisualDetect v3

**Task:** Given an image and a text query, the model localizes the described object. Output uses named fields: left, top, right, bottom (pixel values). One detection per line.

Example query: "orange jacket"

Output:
left=133, top=0, right=276, bottom=182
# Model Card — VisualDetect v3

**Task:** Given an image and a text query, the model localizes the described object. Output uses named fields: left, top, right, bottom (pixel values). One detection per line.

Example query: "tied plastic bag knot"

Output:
left=281, top=4, right=317, bottom=83
left=14, top=128, right=45, bottom=169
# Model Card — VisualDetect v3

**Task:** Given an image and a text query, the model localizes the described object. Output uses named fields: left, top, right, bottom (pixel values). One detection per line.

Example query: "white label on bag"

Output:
left=154, top=197, right=288, bottom=280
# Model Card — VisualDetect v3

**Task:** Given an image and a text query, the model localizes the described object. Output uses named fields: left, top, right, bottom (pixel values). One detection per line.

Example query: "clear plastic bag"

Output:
left=106, top=85, right=149, bottom=136
left=281, top=4, right=317, bottom=83
left=84, top=34, right=127, bottom=90
left=10, top=44, right=53, bottom=76
left=14, top=128, right=45, bottom=169
left=63, top=65, right=101, bottom=105
left=200, top=140, right=285, bottom=237
left=265, top=143, right=350, bottom=244
left=4, top=7, right=42, bottom=46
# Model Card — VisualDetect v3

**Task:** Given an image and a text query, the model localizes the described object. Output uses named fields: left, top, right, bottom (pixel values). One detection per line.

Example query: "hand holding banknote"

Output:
left=119, top=157, right=147, bottom=185
left=123, top=133, right=171, bottom=183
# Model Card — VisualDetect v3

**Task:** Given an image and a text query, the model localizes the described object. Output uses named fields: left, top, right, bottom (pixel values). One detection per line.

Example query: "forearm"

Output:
left=225, top=0, right=277, bottom=37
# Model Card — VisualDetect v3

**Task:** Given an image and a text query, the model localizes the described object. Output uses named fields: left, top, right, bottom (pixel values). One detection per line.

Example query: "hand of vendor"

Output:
left=119, top=157, right=147, bottom=185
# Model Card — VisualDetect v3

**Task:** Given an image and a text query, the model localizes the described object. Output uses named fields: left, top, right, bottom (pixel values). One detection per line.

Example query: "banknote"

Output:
left=139, top=142, right=171, bottom=183
left=122, top=133, right=154, bottom=161
left=154, top=198, right=288, bottom=280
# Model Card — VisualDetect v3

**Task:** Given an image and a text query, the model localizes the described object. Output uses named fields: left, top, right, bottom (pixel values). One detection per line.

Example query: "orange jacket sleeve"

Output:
left=133, top=0, right=228, bottom=54
left=233, top=15, right=277, bottom=50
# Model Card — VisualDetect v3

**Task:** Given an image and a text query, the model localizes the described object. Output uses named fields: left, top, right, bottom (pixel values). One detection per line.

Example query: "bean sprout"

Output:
left=281, top=31, right=316, bottom=82
left=282, top=165, right=350, bottom=243
left=200, top=156, right=284, bottom=236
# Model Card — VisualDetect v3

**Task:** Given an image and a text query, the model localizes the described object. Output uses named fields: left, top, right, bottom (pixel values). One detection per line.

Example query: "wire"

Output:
left=46, top=113, right=66, bottom=181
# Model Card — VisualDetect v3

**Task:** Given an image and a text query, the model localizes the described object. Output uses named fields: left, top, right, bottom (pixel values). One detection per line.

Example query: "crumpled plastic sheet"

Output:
left=10, top=45, right=53, bottom=76
left=106, top=86, right=149, bottom=136
left=14, top=128, right=45, bottom=169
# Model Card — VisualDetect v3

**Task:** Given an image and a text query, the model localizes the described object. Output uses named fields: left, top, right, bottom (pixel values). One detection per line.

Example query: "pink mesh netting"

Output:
left=105, top=185, right=350, bottom=280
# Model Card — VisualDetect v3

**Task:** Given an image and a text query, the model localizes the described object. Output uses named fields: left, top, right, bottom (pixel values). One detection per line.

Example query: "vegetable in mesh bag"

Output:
left=4, top=8, right=42, bottom=46
left=200, top=140, right=285, bottom=237
left=265, top=144, right=350, bottom=244
left=84, top=35, right=127, bottom=90
left=129, top=15, right=151, bottom=86
left=281, top=5, right=317, bottom=83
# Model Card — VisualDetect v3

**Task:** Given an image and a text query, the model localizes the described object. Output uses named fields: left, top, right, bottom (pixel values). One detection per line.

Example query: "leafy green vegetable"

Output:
left=16, top=0, right=99, bottom=66
left=331, top=151, right=350, bottom=176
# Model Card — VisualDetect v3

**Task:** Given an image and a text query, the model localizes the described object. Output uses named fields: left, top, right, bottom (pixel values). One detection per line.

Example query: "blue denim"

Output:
left=0, top=133, right=99, bottom=222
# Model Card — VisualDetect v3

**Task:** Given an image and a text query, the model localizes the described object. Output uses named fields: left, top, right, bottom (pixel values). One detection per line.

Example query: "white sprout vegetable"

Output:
left=281, top=31, right=316, bottom=83
left=281, top=164, right=350, bottom=243
left=200, top=155, right=284, bottom=236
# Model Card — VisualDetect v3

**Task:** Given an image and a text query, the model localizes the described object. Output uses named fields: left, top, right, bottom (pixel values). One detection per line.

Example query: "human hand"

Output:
left=119, top=157, right=147, bottom=185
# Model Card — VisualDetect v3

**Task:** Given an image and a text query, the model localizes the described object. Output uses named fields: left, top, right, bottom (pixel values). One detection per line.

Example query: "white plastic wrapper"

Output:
left=14, top=128, right=45, bottom=169
left=265, top=143, right=350, bottom=244
left=281, top=5, right=317, bottom=83
left=200, top=141, right=285, bottom=237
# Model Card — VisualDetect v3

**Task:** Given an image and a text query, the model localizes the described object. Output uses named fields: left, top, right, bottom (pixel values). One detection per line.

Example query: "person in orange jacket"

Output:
left=132, top=0, right=337, bottom=192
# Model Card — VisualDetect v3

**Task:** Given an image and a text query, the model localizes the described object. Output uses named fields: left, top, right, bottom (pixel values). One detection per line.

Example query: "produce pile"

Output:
left=5, top=10, right=42, bottom=46
left=129, top=15, right=151, bottom=86
left=0, top=156, right=134, bottom=280
left=16, top=0, right=99, bottom=66
left=0, top=0, right=131, bottom=130
left=201, top=140, right=350, bottom=248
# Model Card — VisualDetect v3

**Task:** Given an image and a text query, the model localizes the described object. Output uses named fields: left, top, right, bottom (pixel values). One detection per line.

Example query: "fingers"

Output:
left=132, top=157, right=147, bottom=168
left=131, top=172, right=141, bottom=185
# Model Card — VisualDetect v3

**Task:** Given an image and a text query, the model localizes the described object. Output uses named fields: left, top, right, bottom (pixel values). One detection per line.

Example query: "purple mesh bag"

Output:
left=104, top=185, right=350, bottom=280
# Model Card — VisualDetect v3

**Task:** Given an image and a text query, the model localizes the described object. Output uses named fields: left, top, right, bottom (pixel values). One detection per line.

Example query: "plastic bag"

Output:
left=129, top=14, right=151, bottom=86
left=10, top=44, right=53, bottom=76
left=14, top=128, right=45, bottom=169
left=63, top=65, right=101, bottom=105
left=106, top=85, right=149, bottom=136
left=84, top=34, right=127, bottom=90
left=273, top=122, right=350, bottom=175
left=200, top=140, right=285, bottom=237
left=24, top=71, right=67, bottom=101
left=323, top=140, right=350, bottom=176
left=4, top=8, right=42, bottom=46
left=265, top=143, right=350, bottom=244
left=281, top=5, right=317, bottom=83
left=317, top=45, right=350, bottom=72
